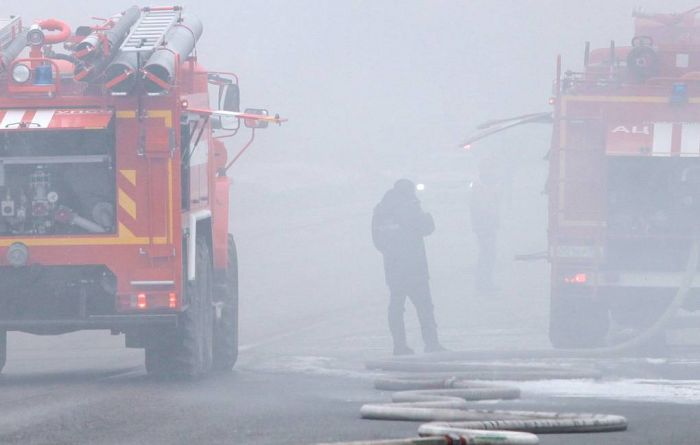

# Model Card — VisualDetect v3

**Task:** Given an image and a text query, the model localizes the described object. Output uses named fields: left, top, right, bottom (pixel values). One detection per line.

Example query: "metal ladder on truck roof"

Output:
left=120, top=7, right=180, bottom=53
left=0, top=16, right=22, bottom=49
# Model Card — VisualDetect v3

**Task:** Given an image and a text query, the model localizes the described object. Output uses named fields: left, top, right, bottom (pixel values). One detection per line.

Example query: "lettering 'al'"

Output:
left=612, top=125, right=650, bottom=135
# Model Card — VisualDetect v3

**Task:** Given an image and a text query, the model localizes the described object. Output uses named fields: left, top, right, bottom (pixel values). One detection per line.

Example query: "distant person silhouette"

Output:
left=470, top=158, right=501, bottom=295
left=372, top=179, right=445, bottom=355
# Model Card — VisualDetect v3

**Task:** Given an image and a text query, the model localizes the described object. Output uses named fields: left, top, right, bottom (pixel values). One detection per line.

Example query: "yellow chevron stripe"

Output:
left=120, top=169, right=136, bottom=187
left=147, top=110, right=173, bottom=128
left=115, top=110, right=172, bottom=128
left=119, top=188, right=137, bottom=220
left=116, top=110, right=137, bottom=119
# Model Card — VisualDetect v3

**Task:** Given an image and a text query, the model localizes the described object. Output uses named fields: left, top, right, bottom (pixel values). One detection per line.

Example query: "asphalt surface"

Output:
left=2, top=330, right=700, bottom=445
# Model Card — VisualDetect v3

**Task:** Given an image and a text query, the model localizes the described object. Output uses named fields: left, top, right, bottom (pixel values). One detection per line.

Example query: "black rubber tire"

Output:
left=213, top=234, right=239, bottom=371
left=0, top=331, right=6, bottom=374
left=145, top=235, right=214, bottom=378
left=144, top=346, right=170, bottom=376
left=549, top=290, right=609, bottom=349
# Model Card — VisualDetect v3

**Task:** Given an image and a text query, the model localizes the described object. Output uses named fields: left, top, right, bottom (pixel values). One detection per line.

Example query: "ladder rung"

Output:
left=119, top=8, right=180, bottom=52
left=0, top=16, right=22, bottom=48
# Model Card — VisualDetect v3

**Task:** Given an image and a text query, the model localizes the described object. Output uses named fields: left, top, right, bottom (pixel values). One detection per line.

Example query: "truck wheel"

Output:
left=144, top=346, right=170, bottom=376
left=610, top=294, right=671, bottom=329
left=549, top=290, right=609, bottom=349
left=0, top=331, right=6, bottom=373
left=146, top=235, right=214, bottom=378
left=213, top=234, right=239, bottom=371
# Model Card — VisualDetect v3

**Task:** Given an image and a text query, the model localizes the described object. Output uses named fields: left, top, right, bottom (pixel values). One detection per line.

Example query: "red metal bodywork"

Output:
left=549, top=10, right=700, bottom=310
left=0, top=19, right=235, bottom=325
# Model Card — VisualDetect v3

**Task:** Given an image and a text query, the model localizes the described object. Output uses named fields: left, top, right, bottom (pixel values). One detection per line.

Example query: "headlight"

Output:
left=11, top=64, right=31, bottom=84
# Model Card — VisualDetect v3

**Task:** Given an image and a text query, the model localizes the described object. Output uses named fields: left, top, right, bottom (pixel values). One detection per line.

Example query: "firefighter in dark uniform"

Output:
left=372, top=179, right=445, bottom=355
left=470, top=159, right=501, bottom=294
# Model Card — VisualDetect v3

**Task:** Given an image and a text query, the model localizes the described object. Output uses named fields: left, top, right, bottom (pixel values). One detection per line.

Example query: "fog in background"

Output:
left=14, top=1, right=700, bottom=362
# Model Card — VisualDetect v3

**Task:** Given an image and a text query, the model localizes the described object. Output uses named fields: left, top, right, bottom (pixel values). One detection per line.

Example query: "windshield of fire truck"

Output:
left=0, top=128, right=116, bottom=236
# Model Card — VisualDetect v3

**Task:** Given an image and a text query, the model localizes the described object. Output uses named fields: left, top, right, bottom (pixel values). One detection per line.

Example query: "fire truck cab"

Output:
left=0, top=7, right=281, bottom=376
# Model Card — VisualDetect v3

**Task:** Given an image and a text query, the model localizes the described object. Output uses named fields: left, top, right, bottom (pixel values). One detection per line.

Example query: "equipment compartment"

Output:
left=0, top=128, right=116, bottom=236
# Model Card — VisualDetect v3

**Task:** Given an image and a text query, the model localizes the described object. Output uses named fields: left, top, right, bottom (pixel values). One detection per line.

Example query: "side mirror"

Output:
left=214, top=84, right=241, bottom=130
left=220, top=84, right=240, bottom=112
left=243, top=108, right=269, bottom=129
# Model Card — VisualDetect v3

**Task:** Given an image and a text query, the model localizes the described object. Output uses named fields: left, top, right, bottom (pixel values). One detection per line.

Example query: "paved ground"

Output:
left=1, top=329, right=700, bottom=445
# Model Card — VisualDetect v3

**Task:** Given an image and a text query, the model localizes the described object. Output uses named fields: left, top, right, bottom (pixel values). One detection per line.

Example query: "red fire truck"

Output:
left=0, top=7, right=283, bottom=376
left=466, top=6, right=700, bottom=348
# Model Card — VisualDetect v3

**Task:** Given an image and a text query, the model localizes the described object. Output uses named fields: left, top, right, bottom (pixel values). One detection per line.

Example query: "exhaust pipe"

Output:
left=143, top=15, right=203, bottom=93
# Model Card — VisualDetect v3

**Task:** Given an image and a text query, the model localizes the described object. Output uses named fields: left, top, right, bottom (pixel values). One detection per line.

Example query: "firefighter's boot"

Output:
left=415, top=302, right=446, bottom=353
left=388, top=303, right=413, bottom=356
left=423, top=329, right=447, bottom=354
left=420, top=318, right=447, bottom=353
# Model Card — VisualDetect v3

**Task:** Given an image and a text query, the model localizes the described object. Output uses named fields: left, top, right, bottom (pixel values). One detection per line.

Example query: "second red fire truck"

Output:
left=466, top=6, right=700, bottom=348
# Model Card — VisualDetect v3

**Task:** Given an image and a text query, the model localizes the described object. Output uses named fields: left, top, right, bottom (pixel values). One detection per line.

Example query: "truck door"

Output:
left=558, top=118, right=606, bottom=226
left=181, top=114, right=210, bottom=209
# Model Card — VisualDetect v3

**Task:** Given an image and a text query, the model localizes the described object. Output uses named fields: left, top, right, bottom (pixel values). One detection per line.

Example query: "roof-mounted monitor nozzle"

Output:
left=26, top=24, right=45, bottom=46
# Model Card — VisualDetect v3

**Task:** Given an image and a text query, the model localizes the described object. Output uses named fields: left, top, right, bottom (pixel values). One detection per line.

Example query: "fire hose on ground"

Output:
left=316, top=355, right=627, bottom=444
left=318, top=234, right=700, bottom=445
left=352, top=377, right=627, bottom=445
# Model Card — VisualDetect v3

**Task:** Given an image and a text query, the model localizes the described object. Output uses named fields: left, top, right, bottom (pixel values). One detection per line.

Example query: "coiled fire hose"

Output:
left=315, top=359, right=627, bottom=444
left=358, top=377, right=627, bottom=444
left=318, top=234, right=700, bottom=445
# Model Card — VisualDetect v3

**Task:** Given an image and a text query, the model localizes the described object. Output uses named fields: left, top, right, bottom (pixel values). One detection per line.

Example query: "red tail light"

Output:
left=564, top=273, right=588, bottom=284
left=137, top=293, right=147, bottom=309
left=117, top=292, right=179, bottom=311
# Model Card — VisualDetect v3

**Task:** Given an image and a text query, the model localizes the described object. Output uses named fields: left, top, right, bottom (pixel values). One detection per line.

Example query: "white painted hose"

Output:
left=368, top=363, right=602, bottom=381
left=317, top=437, right=521, bottom=445
left=316, top=440, right=443, bottom=445
left=360, top=380, right=626, bottom=432
left=318, top=432, right=537, bottom=445
left=71, top=214, right=106, bottom=233
left=418, top=409, right=629, bottom=434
